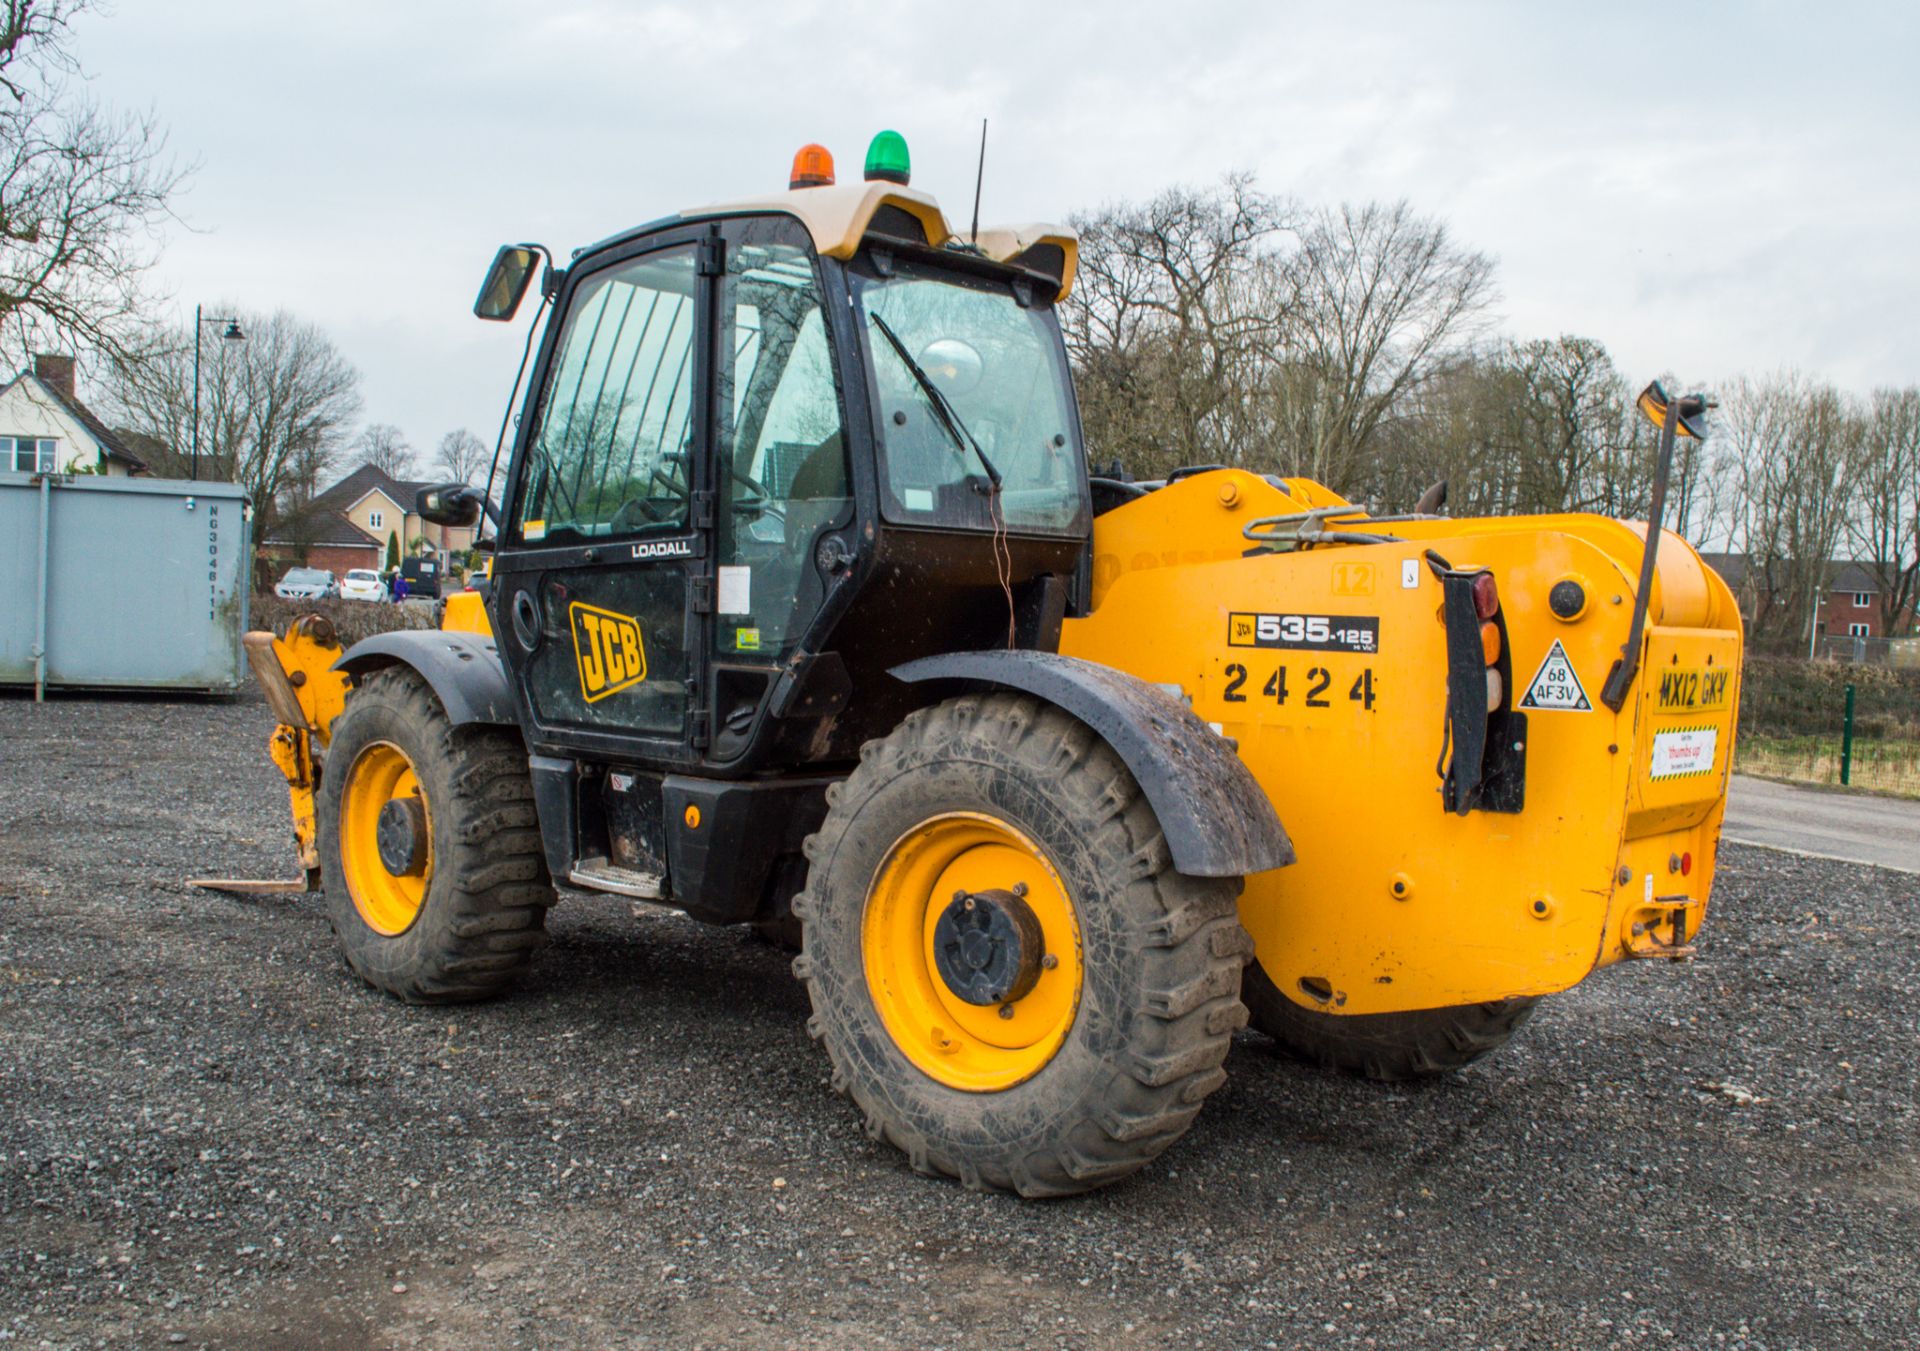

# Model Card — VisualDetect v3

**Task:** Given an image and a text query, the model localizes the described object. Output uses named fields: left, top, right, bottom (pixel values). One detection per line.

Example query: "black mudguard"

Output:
left=890, top=650, right=1294, bottom=878
left=334, top=630, right=517, bottom=726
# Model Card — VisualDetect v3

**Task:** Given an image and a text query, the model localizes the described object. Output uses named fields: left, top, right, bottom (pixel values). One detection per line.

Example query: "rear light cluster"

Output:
left=1474, top=572, right=1503, bottom=712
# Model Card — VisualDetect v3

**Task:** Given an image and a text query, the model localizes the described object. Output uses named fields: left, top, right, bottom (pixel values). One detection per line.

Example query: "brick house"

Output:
left=1814, top=561, right=1916, bottom=639
left=1701, top=553, right=1918, bottom=640
left=0, top=355, right=151, bottom=477
left=261, top=509, right=383, bottom=579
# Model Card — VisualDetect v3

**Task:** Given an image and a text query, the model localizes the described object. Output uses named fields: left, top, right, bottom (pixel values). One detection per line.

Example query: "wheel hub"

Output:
left=375, top=796, right=428, bottom=876
left=933, top=888, right=1045, bottom=1006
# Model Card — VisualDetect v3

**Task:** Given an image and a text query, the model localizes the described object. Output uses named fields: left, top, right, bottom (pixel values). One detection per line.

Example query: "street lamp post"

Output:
left=191, top=304, right=245, bottom=481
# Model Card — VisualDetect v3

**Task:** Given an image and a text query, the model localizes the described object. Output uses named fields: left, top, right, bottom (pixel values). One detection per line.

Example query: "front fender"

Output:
left=334, top=629, right=516, bottom=726
left=890, top=650, right=1293, bottom=879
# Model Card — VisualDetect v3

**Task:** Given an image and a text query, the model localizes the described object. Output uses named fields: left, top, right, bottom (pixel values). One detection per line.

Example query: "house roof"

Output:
left=1700, top=552, right=1747, bottom=590
left=1828, top=562, right=1879, bottom=595
left=1699, top=552, right=1884, bottom=596
left=263, top=508, right=382, bottom=549
left=0, top=370, right=150, bottom=473
left=312, top=463, right=430, bottom=517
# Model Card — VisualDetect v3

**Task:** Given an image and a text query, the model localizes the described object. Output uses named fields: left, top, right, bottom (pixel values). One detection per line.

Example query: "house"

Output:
left=265, top=462, right=477, bottom=579
left=1701, top=553, right=1918, bottom=640
left=261, top=508, right=384, bottom=579
left=1813, top=561, right=1915, bottom=640
left=0, top=355, right=151, bottom=477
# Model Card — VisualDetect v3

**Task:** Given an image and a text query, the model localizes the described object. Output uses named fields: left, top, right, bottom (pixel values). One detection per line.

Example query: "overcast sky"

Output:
left=77, top=0, right=1920, bottom=473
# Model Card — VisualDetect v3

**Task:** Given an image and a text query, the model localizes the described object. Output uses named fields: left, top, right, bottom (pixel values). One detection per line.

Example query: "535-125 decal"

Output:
left=1228, top=612, right=1379, bottom=654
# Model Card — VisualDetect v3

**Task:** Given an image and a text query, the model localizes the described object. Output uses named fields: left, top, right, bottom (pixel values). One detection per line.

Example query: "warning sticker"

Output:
left=1650, top=727, right=1719, bottom=780
left=1518, top=640, right=1591, bottom=711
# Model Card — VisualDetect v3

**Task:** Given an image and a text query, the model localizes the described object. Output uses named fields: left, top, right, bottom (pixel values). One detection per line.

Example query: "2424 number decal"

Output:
left=1223, top=663, right=1376, bottom=712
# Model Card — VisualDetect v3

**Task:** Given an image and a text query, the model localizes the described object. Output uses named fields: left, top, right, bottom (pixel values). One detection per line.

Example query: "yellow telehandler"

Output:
left=206, top=132, right=1742, bottom=1195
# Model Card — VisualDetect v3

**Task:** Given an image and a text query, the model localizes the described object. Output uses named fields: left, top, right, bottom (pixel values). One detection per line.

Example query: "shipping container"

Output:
left=0, top=473, right=252, bottom=695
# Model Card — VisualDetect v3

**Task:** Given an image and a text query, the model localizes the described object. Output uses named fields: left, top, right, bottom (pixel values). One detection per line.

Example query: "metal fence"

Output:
left=1813, top=634, right=1920, bottom=668
left=1736, top=657, right=1920, bottom=796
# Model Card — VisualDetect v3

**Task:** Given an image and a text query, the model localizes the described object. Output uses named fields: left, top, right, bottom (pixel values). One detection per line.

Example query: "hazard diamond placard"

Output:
left=1518, top=640, right=1591, bottom=711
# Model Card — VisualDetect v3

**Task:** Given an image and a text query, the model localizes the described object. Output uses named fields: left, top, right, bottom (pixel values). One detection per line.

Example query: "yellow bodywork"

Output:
left=238, top=617, right=351, bottom=889
left=1060, top=470, right=1742, bottom=1017
left=234, top=492, right=1739, bottom=1023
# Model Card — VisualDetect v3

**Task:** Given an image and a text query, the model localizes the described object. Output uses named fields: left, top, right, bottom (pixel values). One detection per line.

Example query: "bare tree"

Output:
left=0, top=1, right=185, bottom=365
left=1275, top=200, right=1497, bottom=494
left=104, top=307, right=362, bottom=528
left=1719, top=373, right=1863, bottom=645
left=352, top=422, right=414, bottom=479
left=1847, top=386, right=1920, bottom=635
left=433, top=427, right=489, bottom=485
left=1064, top=176, right=1296, bottom=478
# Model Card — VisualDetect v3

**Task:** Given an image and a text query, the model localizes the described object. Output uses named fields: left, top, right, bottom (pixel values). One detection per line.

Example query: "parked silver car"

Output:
left=274, top=566, right=338, bottom=600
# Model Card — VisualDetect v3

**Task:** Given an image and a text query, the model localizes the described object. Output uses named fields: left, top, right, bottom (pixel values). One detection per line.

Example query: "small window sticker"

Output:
left=717, top=565, right=752, bottom=615
left=736, top=626, right=761, bottom=651
left=903, top=488, right=934, bottom=512
left=524, top=518, right=546, bottom=541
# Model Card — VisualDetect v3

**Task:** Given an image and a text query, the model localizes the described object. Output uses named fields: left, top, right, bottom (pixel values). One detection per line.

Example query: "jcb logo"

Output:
left=570, top=602, right=648, bottom=703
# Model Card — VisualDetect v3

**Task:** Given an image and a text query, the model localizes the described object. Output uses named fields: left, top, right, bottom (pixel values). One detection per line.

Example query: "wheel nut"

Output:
left=1041, top=954, right=1058, bottom=971
left=1012, top=881, right=1029, bottom=897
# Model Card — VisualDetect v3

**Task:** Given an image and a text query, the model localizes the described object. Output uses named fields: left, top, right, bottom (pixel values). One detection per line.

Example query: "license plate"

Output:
left=1654, top=667, right=1731, bottom=713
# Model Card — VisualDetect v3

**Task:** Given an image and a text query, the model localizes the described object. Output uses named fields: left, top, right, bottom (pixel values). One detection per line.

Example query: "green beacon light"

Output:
left=864, top=130, right=911, bottom=186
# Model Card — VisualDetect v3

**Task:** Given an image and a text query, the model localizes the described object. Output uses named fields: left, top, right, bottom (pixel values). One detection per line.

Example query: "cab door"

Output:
left=493, top=229, right=718, bottom=764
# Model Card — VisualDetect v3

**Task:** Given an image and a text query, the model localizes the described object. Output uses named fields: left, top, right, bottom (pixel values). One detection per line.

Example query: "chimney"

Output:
left=34, top=354, right=76, bottom=402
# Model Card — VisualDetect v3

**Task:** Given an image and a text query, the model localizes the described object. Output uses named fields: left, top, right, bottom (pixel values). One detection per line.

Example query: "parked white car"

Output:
left=339, top=569, right=390, bottom=602
left=273, top=566, right=337, bottom=600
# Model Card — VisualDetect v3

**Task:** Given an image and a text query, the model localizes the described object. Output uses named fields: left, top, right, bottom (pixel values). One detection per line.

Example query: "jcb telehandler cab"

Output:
left=214, top=134, right=1743, bottom=1195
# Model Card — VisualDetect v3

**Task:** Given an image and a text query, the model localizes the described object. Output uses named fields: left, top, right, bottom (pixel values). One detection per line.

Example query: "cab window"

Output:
left=513, top=246, right=699, bottom=545
left=714, top=219, right=851, bottom=659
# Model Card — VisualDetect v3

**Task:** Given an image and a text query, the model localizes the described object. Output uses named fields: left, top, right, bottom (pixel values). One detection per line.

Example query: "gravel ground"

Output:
left=2, top=691, right=1917, bottom=1349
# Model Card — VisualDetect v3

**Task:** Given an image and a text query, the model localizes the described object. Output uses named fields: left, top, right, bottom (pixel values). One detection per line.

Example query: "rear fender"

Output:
left=890, top=650, right=1294, bottom=879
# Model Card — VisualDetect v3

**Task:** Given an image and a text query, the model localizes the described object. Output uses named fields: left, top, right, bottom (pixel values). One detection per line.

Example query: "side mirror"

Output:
left=416, top=482, right=485, bottom=528
left=474, top=244, right=540, bottom=321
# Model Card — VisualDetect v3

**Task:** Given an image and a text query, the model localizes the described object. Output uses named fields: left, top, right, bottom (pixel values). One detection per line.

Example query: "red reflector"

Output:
left=1680, top=851, right=1693, bottom=876
left=1471, top=571, right=1499, bottom=620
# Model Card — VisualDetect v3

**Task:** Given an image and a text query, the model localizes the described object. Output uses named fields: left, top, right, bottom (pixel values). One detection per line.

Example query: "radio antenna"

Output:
left=969, top=118, right=988, bottom=244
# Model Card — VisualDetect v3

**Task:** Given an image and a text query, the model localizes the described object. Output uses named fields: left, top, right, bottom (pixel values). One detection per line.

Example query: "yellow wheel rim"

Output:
left=862, top=812, right=1083, bottom=1093
left=338, top=740, right=433, bottom=936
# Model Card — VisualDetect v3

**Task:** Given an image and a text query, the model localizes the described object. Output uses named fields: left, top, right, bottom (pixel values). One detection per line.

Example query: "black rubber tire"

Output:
left=1242, top=958, right=1538, bottom=1081
left=317, top=667, right=555, bottom=1003
left=794, top=692, right=1252, bottom=1197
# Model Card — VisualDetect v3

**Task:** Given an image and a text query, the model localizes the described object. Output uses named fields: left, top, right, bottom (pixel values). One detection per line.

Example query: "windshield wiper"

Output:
left=868, top=312, right=1002, bottom=490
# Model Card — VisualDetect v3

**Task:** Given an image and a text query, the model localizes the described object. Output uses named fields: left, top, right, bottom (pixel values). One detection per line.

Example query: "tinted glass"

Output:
left=853, top=264, right=1086, bottom=534
left=513, top=246, right=699, bottom=545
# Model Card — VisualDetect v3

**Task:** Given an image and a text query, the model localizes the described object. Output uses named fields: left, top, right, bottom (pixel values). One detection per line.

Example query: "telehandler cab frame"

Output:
left=212, top=134, right=1743, bottom=1195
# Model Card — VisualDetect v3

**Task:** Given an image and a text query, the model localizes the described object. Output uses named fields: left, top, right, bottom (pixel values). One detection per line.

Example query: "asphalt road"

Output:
left=3, top=692, right=1918, bottom=1349
left=1724, top=775, right=1920, bottom=874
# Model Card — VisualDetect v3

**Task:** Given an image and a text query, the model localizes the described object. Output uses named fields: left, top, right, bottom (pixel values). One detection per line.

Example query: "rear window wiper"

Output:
left=867, top=312, right=1002, bottom=491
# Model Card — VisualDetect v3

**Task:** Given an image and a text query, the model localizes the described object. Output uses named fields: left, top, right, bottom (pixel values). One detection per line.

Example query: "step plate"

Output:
left=568, top=858, right=666, bottom=900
